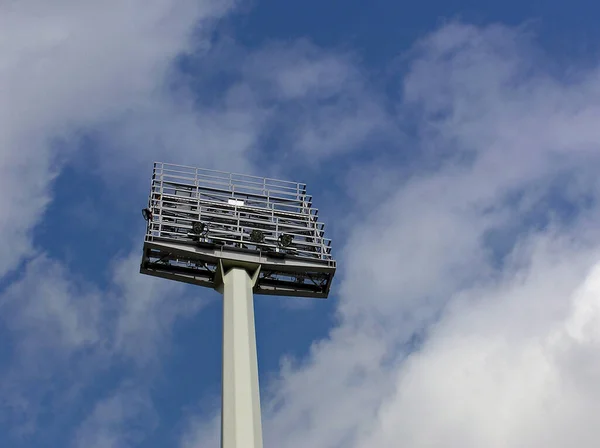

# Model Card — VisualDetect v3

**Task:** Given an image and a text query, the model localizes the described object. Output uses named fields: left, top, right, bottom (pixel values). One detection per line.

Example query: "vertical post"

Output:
left=221, top=267, right=263, bottom=448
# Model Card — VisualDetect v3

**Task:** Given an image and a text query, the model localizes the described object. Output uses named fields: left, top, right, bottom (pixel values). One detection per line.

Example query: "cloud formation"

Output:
left=4, top=2, right=600, bottom=447
left=0, top=252, right=203, bottom=441
left=0, top=0, right=232, bottom=276
left=233, top=22, right=600, bottom=448
left=0, top=1, right=395, bottom=446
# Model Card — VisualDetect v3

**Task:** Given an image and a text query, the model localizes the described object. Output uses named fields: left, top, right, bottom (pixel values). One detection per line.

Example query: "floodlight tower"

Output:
left=140, top=163, right=336, bottom=448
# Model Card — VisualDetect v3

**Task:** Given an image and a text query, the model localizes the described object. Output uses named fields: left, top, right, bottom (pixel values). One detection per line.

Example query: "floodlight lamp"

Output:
left=142, top=208, right=152, bottom=221
left=278, top=234, right=293, bottom=247
left=191, top=221, right=208, bottom=236
left=249, top=229, right=265, bottom=244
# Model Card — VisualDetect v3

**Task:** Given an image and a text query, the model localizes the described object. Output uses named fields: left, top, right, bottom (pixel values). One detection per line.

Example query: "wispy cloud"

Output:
left=73, top=384, right=157, bottom=448
left=0, top=0, right=235, bottom=276
left=0, top=252, right=205, bottom=441
left=0, top=1, right=394, bottom=446
left=5, top=2, right=600, bottom=447
left=184, top=22, right=600, bottom=448
left=240, top=39, right=393, bottom=159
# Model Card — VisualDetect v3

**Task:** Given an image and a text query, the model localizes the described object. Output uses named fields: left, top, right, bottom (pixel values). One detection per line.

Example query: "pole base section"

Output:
left=221, top=266, right=264, bottom=448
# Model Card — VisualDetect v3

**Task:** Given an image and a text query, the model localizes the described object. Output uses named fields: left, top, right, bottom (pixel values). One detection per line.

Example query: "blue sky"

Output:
left=3, top=1, right=600, bottom=447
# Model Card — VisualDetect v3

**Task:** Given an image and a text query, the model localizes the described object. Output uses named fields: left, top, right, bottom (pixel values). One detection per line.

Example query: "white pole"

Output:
left=221, top=266, right=263, bottom=448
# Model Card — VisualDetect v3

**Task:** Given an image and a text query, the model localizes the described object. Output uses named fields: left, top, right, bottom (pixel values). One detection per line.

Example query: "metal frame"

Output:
left=140, top=162, right=336, bottom=298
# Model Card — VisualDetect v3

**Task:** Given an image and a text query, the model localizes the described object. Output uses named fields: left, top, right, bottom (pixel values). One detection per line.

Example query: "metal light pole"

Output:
left=219, top=265, right=262, bottom=447
left=140, top=163, right=336, bottom=448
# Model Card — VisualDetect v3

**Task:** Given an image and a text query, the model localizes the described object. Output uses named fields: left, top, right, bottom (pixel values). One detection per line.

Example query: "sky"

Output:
left=2, top=1, right=600, bottom=447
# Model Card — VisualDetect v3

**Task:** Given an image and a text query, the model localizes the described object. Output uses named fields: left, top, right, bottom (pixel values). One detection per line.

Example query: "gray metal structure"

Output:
left=140, top=162, right=336, bottom=298
left=139, top=162, right=336, bottom=448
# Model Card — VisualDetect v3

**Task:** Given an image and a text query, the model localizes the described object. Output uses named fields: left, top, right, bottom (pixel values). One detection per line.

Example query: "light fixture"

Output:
left=249, top=229, right=265, bottom=244
left=142, top=208, right=152, bottom=221
left=191, top=221, right=208, bottom=236
left=278, top=234, right=293, bottom=247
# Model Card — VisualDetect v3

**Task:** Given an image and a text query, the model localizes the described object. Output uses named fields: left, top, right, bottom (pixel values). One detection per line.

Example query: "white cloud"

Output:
left=180, top=414, right=220, bottom=448
left=358, top=238, right=600, bottom=448
left=8, top=3, right=600, bottom=447
left=0, top=250, right=206, bottom=439
left=0, top=0, right=384, bottom=269
left=242, top=40, right=393, bottom=159
left=1, top=256, right=102, bottom=353
left=110, top=252, right=206, bottom=366
left=183, top=22, right=600, bottom=448
left=0, top=0, right=234, bottom=276
left=0, top=3, right=236, bottom=436
left=73, top=384, right=157, bottom=448
left=1, top=1, right=397, bottom=445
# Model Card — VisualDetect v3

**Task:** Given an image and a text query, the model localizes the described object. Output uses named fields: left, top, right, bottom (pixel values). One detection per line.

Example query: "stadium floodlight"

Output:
left=139, top=162, right=336, bottom=448
left=249, top=229, right=265, bottom=244
left=141, top=208, right=152, bottom=221
left=278, top=233, right=293, bottom=248
left=191, top=221, right=209, bottom=236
